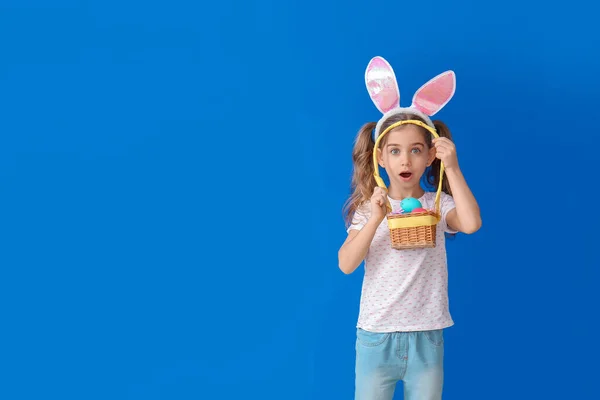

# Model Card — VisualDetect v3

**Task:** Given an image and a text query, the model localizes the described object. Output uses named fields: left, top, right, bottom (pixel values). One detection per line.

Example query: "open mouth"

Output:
left=399, top=172, right=412, bottom=180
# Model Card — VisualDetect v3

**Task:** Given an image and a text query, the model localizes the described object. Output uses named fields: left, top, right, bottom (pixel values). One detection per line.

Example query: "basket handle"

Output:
left=372, top=120, right=445, bottom=216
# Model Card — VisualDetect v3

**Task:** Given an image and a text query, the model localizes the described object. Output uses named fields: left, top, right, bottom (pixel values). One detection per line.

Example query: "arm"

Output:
left=338, top=217, right=381, bottom=274
left=432, top=136, right=481, bottom=234
left=339, top=187, right=388, bottom=274
left=444, top=166, right=482, bottom=234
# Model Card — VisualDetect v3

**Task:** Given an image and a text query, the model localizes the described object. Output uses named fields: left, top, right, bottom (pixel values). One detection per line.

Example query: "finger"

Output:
left=434, top=144, right=447, bottom=154
left=434, top=141, right=452, bottom=150
left=433, top=137, right=452, bottom=145
left=434, top=144, right=454, bottom=154
left=436, top=148, right=454, bottom=158
left=436, top=143, right=455, bottom=153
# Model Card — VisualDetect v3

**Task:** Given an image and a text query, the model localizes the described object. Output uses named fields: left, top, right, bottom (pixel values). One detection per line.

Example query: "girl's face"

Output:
left=377, top=125, right=436, bottom=189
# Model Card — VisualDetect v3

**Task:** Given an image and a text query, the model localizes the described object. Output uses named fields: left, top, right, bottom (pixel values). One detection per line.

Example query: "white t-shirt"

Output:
left=348, top=191, right=457, bottom=333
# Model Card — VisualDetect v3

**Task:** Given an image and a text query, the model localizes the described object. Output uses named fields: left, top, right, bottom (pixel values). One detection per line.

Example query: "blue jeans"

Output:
left=355, top=328, right=445, bottom=400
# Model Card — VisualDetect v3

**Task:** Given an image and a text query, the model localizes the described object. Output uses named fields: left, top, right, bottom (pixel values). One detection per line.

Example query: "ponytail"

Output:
left=427, top=120, right=453, bottom=196
left=343, top=122, right=377, bottom=227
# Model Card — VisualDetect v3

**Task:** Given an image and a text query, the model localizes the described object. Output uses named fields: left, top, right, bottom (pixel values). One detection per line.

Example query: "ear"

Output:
left=427, top=146, right=437, bottom=166
left=377, top=148, right=385, bottom=168
left=365, top=56, right=400, bottom=114
left=411, top=71, right=456, bottom=116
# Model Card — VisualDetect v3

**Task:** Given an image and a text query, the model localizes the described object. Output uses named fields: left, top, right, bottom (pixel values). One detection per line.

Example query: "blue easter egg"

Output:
left=400, top=197, right=422, bottom=213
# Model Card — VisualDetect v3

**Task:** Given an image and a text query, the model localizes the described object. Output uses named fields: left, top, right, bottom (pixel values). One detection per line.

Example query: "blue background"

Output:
left=1, top=0, right=598, bottom=399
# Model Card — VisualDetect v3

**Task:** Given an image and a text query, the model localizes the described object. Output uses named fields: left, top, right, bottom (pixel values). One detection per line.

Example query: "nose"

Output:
left=399, top=151, right=411, bottom=166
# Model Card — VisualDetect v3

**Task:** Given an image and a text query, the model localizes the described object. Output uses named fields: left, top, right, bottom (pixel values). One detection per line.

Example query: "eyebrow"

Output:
left=386, top=142, right=425, bottom=147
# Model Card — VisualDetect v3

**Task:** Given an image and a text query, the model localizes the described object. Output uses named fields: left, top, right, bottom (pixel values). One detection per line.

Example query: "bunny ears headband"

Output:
left=365, top=56, right=456, bottom=139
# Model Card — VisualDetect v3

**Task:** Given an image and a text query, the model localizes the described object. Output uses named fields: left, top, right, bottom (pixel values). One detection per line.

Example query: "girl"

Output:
left=338, top=57, right=481, bottom=400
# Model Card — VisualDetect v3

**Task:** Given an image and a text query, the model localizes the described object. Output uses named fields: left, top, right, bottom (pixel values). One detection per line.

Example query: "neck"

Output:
left=387, top=185, right=425, bottom=200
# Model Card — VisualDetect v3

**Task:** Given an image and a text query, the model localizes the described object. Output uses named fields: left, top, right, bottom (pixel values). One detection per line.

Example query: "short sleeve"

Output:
left=347, top=202, right=371, bottom=233
left=440, top=192, right=458, bottom=234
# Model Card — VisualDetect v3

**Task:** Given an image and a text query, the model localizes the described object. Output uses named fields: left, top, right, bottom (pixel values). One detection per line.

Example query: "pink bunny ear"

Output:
left=365, top=56, right=400, bottom=114
left=411, top=71, right=456, bottom=116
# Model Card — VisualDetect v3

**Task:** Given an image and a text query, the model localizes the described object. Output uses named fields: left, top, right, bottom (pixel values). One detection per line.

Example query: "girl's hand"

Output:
left=370, top=186, right=389, bottom=223
left=432, top=137, right=459, bottom=170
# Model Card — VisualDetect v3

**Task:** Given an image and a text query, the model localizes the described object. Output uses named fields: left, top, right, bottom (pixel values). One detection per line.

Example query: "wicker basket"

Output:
left=372, top=120, right=446, bottom=250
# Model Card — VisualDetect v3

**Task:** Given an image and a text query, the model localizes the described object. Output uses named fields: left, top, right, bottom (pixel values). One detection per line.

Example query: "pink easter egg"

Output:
left=412, top=207, right=427, bottom=213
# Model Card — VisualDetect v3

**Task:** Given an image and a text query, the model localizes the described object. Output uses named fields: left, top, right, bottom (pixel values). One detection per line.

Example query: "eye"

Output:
left=391, top=148, right=400, bottom=155
left=411, top=148, right=421, bottom=154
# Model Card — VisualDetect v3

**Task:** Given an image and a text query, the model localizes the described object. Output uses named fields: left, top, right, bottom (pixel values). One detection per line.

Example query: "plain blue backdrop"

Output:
left=1, top=0, right=598, bottom=399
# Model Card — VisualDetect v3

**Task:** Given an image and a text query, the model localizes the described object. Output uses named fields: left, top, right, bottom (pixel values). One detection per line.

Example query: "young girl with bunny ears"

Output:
left=339, top=56, right=482, bottom=400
